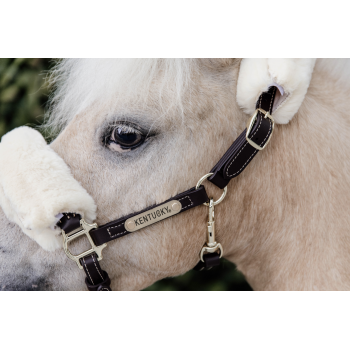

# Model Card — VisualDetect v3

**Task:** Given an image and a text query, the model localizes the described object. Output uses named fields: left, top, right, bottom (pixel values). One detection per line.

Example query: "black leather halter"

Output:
left=57, top=87, right=277, bottom=291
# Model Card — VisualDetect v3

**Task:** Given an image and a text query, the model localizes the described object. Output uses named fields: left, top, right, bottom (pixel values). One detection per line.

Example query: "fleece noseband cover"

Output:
left=0, top=126, right=97, bottom=251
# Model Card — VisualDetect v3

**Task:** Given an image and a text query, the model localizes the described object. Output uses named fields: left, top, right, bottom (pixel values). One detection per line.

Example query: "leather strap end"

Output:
left=80, top=253, right=112, bottom=291
left=56, top=213, right=81, bottom=232
left=85, top=271, right=111, bottom=291
left=193, top=252, right=221, bottom=271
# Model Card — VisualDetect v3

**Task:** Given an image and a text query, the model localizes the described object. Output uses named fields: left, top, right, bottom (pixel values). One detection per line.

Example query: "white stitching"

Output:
left=107, top=223, right=127, bottom=238
left=91, top=254, right=104, bottom=281
left=226, top=118, right=272, bottom=177
left=107, top=196, right=193, bottom=239
left=269, top=87, right=277, bottom=113
left=178, top=196, right=193, bottom=210
left=225, top=91, right=274, bottom=178
left=225, top=117, right=263, bottom=177
left=82, top=257, right=94, bottom=285
left=227, top=147, right=258, bottom=177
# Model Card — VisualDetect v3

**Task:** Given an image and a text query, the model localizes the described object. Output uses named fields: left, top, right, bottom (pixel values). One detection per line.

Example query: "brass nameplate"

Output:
left=124, top=200, right=182, bottom=232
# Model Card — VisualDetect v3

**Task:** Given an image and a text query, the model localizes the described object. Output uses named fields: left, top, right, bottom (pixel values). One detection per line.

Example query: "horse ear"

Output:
left=236, top=58, right=316, bottom=124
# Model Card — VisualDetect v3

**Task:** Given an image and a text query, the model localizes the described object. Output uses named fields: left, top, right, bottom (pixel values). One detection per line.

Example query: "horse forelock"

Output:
left=43, top=58, right=198, bottom=137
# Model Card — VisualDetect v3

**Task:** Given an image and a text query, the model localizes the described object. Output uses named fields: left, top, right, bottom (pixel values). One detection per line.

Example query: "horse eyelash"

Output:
left=102, top=123, right=143, bottom=147
left=112, top=124, right=142, bottom=135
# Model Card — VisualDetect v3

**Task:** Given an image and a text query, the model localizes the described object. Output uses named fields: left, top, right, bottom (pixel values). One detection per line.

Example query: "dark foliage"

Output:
left=0, top=58, right=53, bottom=137
left=145, top=259, right=252, bottom=291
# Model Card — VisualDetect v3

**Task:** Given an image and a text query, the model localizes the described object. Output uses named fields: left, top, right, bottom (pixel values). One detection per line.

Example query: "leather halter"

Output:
left=57, top=87, right=277, bottom=291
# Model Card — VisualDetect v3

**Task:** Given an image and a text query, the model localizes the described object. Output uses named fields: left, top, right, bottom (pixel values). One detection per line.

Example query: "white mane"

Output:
left=43, top=58, right=350, bottom=137
left=44, top=58, right=196, bottom=137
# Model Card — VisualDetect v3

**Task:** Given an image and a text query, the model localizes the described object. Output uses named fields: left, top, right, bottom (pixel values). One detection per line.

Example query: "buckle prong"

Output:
left=62, top=219, right=107, bottom=270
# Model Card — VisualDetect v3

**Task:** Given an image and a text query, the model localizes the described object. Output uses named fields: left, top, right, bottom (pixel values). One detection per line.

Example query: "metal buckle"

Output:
left=246, top=108, right=275, bottom=151
left=199, top=198, right=223, bottom=262
left=62, top=219, right=107, bottom=270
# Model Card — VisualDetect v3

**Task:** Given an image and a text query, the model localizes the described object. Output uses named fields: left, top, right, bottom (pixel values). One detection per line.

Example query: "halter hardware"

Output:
left=246, top=108, right=275, bottom=151
left=196, top=173, right=227, bottom=206
left=200, top=198, right=223, bottom=262
left=56, top=87, right=278, bottom=290
left=62, top=219, right=107, bottom=269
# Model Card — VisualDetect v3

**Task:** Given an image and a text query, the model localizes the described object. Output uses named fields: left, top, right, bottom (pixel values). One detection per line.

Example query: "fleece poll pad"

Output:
left=237, top=58, right=316, bottom=124
left=0, top=126, right=96, bottom=251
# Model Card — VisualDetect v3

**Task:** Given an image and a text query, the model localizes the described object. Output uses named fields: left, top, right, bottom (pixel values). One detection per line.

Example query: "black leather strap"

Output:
left=58, top=186, right=208, bottom=247
left=208, top=86, right=277, bottom=189
left=90, top=185, right=209, bottom=246
left=57, top=218, right=111, bottom=291
left=58, top=213, right=81, bottom=233
left=193, top=252, right=221, bottom=271
left=80, top=253, right=111, bottom=291
left=57, top=186, right=208, bottom=291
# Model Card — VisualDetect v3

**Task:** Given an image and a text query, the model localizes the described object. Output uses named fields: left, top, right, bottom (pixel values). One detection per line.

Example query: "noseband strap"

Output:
left=57, top=186, right=209, bottom=291
left=91, top=186, right=209, bottom=246
left=58, top=87, right=277, bottom=291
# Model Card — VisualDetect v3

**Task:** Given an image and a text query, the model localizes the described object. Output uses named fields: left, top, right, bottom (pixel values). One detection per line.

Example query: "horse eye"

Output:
left=108, top=125, right=145, bottom=151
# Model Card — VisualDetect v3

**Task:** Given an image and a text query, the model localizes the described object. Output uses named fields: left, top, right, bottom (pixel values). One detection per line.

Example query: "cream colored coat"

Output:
left=0, top=58, right=349, bottom=291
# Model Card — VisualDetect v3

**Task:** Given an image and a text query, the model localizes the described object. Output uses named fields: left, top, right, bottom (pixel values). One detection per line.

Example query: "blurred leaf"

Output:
left=0, top=58, right=11, bottom=75
left=13, top=58, right=28, bottom=66
left=143, top=259, right=252, bottom=291
left=0, top=58, right=51, bottom=137
left=0, top=85, right=19, bottom=102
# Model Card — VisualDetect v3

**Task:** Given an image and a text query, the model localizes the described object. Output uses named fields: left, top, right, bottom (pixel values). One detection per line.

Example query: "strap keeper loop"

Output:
left=246, top=108, right=275, bottom=151
left=85, top=271, right=111, bottom=291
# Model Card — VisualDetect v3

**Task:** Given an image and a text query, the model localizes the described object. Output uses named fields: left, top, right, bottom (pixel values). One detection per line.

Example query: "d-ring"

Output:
left=195, top=173, right=227, bottom=206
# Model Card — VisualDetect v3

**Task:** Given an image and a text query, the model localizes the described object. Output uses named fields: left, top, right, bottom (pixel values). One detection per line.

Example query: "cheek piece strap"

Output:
left=57, top=87, right=277, bottom=291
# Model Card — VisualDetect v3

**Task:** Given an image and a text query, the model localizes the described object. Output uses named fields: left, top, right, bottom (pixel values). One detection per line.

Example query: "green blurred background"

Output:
left=0, top=58, right=252, bottom=291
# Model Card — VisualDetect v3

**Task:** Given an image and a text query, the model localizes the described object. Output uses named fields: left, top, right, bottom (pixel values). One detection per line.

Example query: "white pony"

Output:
left=1, top=58, right=350, bottom=291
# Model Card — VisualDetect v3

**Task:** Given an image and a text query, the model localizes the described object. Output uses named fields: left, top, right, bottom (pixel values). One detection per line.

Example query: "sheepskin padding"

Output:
left=237, top=58, right=316, bottom=124
left=0, top=126, right=96, bottom=251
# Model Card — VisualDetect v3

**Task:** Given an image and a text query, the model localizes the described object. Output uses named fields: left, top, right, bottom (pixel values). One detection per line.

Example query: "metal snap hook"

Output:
left=199, top=198, right=224, bottom=262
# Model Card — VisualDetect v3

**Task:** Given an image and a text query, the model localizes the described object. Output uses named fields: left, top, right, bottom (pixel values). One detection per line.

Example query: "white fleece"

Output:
left=0, top=126, right=96, bottom=251
left=237, top=58, right=317, bottom=124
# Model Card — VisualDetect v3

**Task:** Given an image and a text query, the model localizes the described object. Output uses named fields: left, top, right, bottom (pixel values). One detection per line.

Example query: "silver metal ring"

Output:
left=195, top=173, right=227, bottom=206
